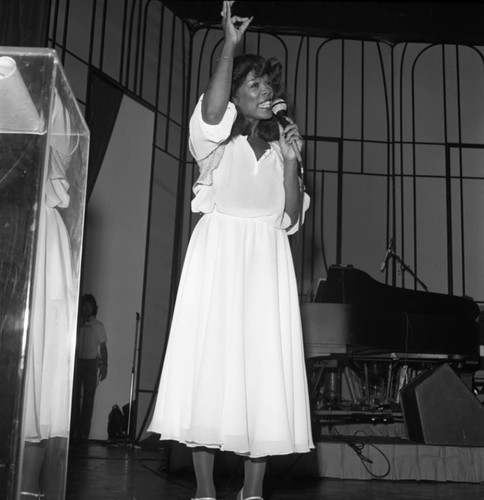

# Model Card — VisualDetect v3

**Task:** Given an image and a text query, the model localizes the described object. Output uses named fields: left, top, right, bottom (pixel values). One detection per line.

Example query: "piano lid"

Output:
left=314, top=265, right=480, bottom=320
left=303, top=265, right=480, bottom=360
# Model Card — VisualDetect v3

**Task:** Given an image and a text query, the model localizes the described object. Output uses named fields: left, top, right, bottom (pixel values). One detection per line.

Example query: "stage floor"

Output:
left=65, top=441, right=484, bottom=499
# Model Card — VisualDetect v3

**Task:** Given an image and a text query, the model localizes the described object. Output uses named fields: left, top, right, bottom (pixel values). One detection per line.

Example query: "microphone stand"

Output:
left=390, top=251, right=429, bottom=292
left=121, top=312, right=141, bottom=448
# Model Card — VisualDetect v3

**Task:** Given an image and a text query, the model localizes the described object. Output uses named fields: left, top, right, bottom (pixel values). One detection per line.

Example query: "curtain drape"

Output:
left=86, top=70, right=124, bottom=201
left=0, top=0, right=50, bottom=47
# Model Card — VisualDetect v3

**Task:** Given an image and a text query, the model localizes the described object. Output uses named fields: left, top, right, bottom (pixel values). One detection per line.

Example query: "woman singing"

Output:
left=148, top=2, right=314, bottom=499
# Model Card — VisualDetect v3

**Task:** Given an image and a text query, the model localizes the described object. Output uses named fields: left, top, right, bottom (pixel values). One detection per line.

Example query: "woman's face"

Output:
left=233, top=71, right=273, bottom=123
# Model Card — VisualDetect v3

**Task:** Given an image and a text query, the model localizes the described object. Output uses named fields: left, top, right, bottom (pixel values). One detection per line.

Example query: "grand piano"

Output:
left=301, top=265, right=481, bottom=361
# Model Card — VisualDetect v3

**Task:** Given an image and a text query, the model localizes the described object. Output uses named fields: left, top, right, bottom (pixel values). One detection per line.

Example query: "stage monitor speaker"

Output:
left=400, top=363, right=484, bottom=446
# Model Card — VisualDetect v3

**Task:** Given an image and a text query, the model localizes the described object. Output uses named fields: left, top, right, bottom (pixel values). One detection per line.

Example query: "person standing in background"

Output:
left=71, top=293, right=108, bottom=442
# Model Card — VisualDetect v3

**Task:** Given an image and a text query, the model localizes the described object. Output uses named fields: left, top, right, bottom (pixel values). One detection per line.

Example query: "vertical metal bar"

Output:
left=336, top=138, right=343, bottom=265
left=125, top=0, right=137, bottom=89
left=336, top=39, right=345, bottom=265
left=312, top=43, right=320, bottom=280
left=85, top=0, right=97, bottom=106
left=292, top=35, right=304, bottom=121
left=170, top=22, right=192, bottom=305
left=445, top=144, right=453, bottom=294
left=455, top=45, right=466, bottom=295
left=442, top=45, right=453, bottom=294
left=99, top=0, right=108, bottom=71
left=389, top=44, right=396, bottom=285
left=314, top=41, right=330, bottom=275
left=308, top=129, right=316, bottom=284
left=119, top=0, right=129, bottom=84
left=50, top=0, right=61, bottom=48
left=60, top=0, right=71, bottom=64
left=360, top=41, right=365, bottom=174
left=133, top=0, right=143, bottom=93
left=139, top=0, right=152, bottom=97
left=304, top=35, right=314, bottom=290
left=43, top=0, right=54, bottom=47
left=292, top=35, right=304, bottom=289
left=376, top=42, right=393, bottom=284
left=387, top=48, right=395, bottom=284
left=319, top=168, right=327, bottom=274
left=410, top=56, right=418, bottom=290
left=164, top=13, right=177, bottom=149
left=398, top=43, right=408, bottom=287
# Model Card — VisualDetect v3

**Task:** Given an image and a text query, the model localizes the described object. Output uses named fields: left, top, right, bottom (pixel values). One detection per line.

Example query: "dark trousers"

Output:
left=72, top=358, right=98, bottom=439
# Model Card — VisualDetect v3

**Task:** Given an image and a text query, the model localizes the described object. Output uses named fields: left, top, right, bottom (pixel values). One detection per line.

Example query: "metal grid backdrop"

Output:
left=48, top=0, right=484, bottom=436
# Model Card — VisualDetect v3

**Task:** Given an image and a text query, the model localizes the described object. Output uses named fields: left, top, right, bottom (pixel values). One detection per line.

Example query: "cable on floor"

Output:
left=328, top=426, right=391, bottom=479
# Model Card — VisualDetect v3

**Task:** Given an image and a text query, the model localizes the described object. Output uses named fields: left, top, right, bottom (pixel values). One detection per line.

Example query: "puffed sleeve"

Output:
left=284, top=188, right=310, bottom=235
left=189, top=95, right=237, bottom=196
left=189, top=94, right=237, bottom=162
left=271, top=141, right=310, bottom=235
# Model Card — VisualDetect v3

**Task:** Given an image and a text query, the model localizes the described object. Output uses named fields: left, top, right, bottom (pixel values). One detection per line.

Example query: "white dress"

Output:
left=147, top=96, right=314, bottom=458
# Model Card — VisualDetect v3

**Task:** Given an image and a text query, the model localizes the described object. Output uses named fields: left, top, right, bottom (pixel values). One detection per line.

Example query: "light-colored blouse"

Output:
left=189, top=95, right=309, bottom=234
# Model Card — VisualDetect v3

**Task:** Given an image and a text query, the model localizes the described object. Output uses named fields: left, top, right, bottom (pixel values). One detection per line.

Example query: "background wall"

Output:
left=45, top=0, right=484, bottom=440
left=81, top=94, right=154, bottom=439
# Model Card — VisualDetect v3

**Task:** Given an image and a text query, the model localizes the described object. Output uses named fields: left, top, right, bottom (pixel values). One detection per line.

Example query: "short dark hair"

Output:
left=81, top=293, right=98, bottom=316
left=230, top=54, right=284, bottom=142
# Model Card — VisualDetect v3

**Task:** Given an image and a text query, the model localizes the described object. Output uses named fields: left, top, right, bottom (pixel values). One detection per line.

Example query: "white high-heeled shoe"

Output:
left=236, top=488, right=263, bottom=500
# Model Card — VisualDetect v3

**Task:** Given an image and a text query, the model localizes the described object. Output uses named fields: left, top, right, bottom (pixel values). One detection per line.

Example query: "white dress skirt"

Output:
left=147, top=97, right=314, bottom=458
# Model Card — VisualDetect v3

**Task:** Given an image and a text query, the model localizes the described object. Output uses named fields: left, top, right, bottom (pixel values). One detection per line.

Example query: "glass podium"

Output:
left=0, top=47, right=89, bottom=499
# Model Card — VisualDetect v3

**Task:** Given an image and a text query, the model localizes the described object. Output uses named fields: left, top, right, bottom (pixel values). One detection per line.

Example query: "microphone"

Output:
left=272, top=98, right=302, bottom=163
left=380, top=239, right=394, bottom=272
left=272, top=98, right=291, bottom=127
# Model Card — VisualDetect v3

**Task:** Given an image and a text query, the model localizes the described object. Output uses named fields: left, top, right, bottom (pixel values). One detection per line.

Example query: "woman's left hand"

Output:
left=278, top=118, right=303, bottom=162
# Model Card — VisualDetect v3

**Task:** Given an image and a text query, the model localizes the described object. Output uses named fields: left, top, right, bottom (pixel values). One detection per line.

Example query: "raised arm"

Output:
left=202, top=1, right=252, bottom=125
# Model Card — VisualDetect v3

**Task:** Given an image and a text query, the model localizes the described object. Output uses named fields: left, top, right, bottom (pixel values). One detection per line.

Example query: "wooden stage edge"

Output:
left=316, top=438, right=484, bottom=483
left=166, top=436, right=484, bottom=483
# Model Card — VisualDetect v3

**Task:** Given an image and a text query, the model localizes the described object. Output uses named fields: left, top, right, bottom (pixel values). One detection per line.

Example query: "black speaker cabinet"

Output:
left=400, top=363, right=484, bottom=446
